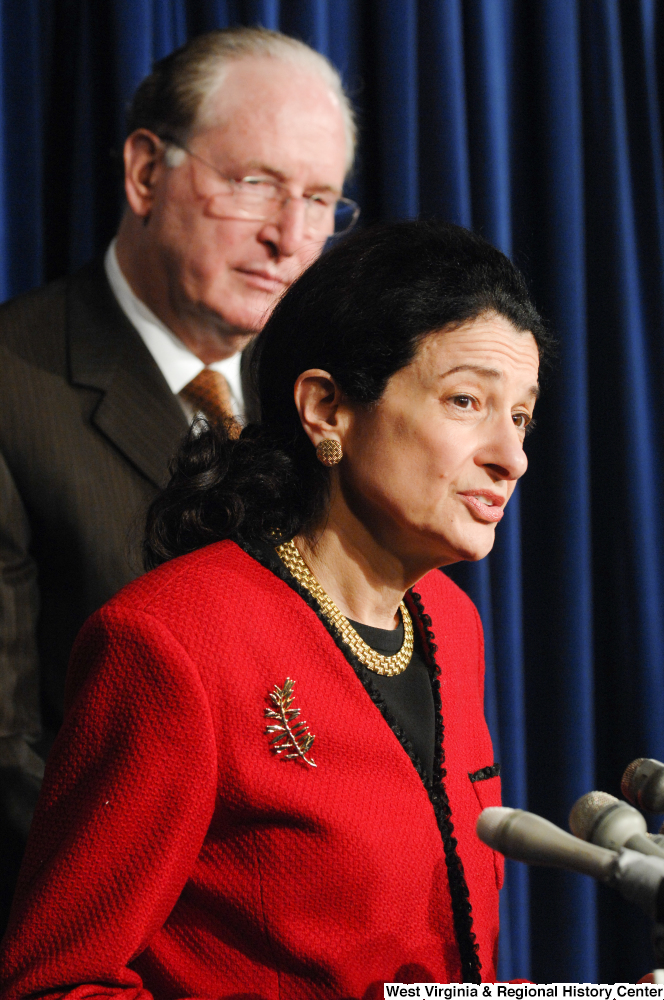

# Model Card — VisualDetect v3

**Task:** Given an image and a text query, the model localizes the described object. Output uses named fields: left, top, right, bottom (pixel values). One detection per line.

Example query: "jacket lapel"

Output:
left=67, top=260, right=189, bottom=488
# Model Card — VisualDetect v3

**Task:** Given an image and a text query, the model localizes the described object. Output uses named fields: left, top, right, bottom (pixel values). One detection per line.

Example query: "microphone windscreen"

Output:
left=621, top=758, right=646, bottom=802
left=569, top=791, right=618, bottom=841
left=620, top=758, right=664, bottom=813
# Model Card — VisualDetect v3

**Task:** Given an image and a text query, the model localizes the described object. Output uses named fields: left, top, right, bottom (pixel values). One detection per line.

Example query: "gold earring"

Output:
left=316, top=439, right=343, bottom=466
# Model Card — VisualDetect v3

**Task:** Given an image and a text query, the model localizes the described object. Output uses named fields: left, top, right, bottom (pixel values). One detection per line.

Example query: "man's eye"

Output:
left=239, top=177, right=274, bottom=189
left=307, top=192, right=336, bottom=208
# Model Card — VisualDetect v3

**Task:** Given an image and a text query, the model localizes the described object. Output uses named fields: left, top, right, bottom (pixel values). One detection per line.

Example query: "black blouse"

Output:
left=348, top=617, right=435, bottom=784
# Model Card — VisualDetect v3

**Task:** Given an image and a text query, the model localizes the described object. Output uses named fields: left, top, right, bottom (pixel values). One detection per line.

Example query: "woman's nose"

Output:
left=476, top=415, right=529, bottom=481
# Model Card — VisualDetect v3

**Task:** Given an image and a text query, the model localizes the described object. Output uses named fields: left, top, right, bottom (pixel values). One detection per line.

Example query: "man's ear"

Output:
left=293, top=369, right=349, bottom=450
left=123, top=129, right=165, bottom=219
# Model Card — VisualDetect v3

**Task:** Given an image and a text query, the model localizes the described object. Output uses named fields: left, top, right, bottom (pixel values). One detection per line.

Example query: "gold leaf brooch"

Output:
left=265, top=677, right=316, bottom=768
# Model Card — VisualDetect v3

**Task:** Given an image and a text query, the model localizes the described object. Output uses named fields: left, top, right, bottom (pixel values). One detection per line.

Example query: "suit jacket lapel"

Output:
left=67, top=260, right=189, bottom=488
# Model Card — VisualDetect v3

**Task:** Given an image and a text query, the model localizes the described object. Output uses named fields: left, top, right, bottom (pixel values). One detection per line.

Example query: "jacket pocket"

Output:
left=470, top=772, right=504, bottom=890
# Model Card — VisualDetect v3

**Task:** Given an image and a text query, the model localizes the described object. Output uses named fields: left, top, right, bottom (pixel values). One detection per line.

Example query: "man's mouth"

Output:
left=458, top=491, right=506, bottom=523
left=235, top=268, right=287, bottom=293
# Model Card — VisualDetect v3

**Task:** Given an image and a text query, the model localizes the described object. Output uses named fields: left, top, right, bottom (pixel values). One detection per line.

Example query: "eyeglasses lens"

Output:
left=334, top=201, right=360, bottom=235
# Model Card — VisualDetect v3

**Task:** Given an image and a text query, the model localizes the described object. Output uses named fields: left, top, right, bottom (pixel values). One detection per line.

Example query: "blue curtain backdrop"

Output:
left=2, top=0, right=663, bottom=984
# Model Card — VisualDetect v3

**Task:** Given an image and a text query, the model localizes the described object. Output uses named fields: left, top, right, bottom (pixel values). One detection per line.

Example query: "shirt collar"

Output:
left=103, top=240, right=244, bottom=414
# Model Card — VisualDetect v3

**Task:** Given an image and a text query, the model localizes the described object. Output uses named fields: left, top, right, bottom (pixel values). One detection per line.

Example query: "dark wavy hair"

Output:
left=144, top=220, right=552, bottom=569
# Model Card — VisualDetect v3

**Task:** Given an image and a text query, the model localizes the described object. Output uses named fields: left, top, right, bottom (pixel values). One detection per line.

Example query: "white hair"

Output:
left=128, top=26, right=356, bottom=173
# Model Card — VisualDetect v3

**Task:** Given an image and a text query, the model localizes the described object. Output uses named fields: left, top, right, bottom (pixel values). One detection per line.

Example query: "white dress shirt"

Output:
left=104, top=240, right=244, bottom=418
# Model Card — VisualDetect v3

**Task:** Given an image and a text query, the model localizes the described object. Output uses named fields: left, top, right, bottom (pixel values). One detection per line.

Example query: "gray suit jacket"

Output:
left=0, top=259, right=256, bottom=922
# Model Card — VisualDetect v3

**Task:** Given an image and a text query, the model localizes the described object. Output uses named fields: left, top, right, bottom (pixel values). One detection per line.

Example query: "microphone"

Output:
left=477, top=807, right=664, bottom=920
left=569, top=791, right=664, bottom=859
left=477, top=806, right=616, bottom=879
left=622, top=759, right=664, bottom=814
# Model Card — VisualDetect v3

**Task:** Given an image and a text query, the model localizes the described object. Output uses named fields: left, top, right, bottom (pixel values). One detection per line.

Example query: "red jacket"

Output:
left=0, top=541, right=503, bottom=998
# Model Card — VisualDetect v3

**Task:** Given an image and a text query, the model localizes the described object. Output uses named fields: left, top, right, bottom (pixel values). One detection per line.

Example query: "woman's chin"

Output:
left=441, top=527, right=498, bottom=565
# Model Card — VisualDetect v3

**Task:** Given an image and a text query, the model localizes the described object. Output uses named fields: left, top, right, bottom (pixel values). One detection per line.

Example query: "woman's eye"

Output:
left=451, top=394, right=475, bottom=409
left=513, top=412, right=532, bottom=431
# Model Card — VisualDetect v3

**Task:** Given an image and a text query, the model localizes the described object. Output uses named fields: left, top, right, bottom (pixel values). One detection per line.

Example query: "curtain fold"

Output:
left=0, top=0, right=42, bottom=299
left=1, top=0, right=663, bottom=983
left=528, top=0, right=598, bottom=983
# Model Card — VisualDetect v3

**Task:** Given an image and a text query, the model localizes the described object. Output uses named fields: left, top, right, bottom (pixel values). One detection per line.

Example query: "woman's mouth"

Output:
left=458, top=492, right=506, bottom=523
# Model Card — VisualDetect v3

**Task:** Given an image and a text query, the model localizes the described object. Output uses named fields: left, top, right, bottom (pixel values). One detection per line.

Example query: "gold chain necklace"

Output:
left=275, top=538, right=414, bottom=677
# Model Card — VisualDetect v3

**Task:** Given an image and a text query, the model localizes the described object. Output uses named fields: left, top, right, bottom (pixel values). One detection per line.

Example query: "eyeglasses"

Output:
left=160, top=135, right=360, bottom=236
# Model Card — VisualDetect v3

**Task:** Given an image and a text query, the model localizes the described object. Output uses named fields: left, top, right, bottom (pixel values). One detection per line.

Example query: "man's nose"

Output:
left=259, top=197, right=311, bottom=257
left=477, top=414, right=529, bottom=481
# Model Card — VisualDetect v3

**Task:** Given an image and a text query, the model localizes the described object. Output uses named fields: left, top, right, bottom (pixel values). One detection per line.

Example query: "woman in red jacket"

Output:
left=0, top=221, right=549, bottom=998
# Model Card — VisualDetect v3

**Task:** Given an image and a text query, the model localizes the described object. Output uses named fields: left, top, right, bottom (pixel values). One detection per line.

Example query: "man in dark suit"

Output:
left=0, top=25, right=355, bottom=925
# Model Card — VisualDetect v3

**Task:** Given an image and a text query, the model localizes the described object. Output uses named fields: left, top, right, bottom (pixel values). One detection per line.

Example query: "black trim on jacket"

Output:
left=237, top=538, right=482, bottom=984
left=469, top=763, right=501, bottom=783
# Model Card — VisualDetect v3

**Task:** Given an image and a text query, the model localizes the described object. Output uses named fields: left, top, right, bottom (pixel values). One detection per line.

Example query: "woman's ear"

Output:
left=293, top=369, right=349, bottom=450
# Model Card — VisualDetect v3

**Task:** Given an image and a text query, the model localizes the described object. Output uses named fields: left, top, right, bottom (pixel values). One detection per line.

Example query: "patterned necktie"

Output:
left=180, top=368, right=240, bottom=436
